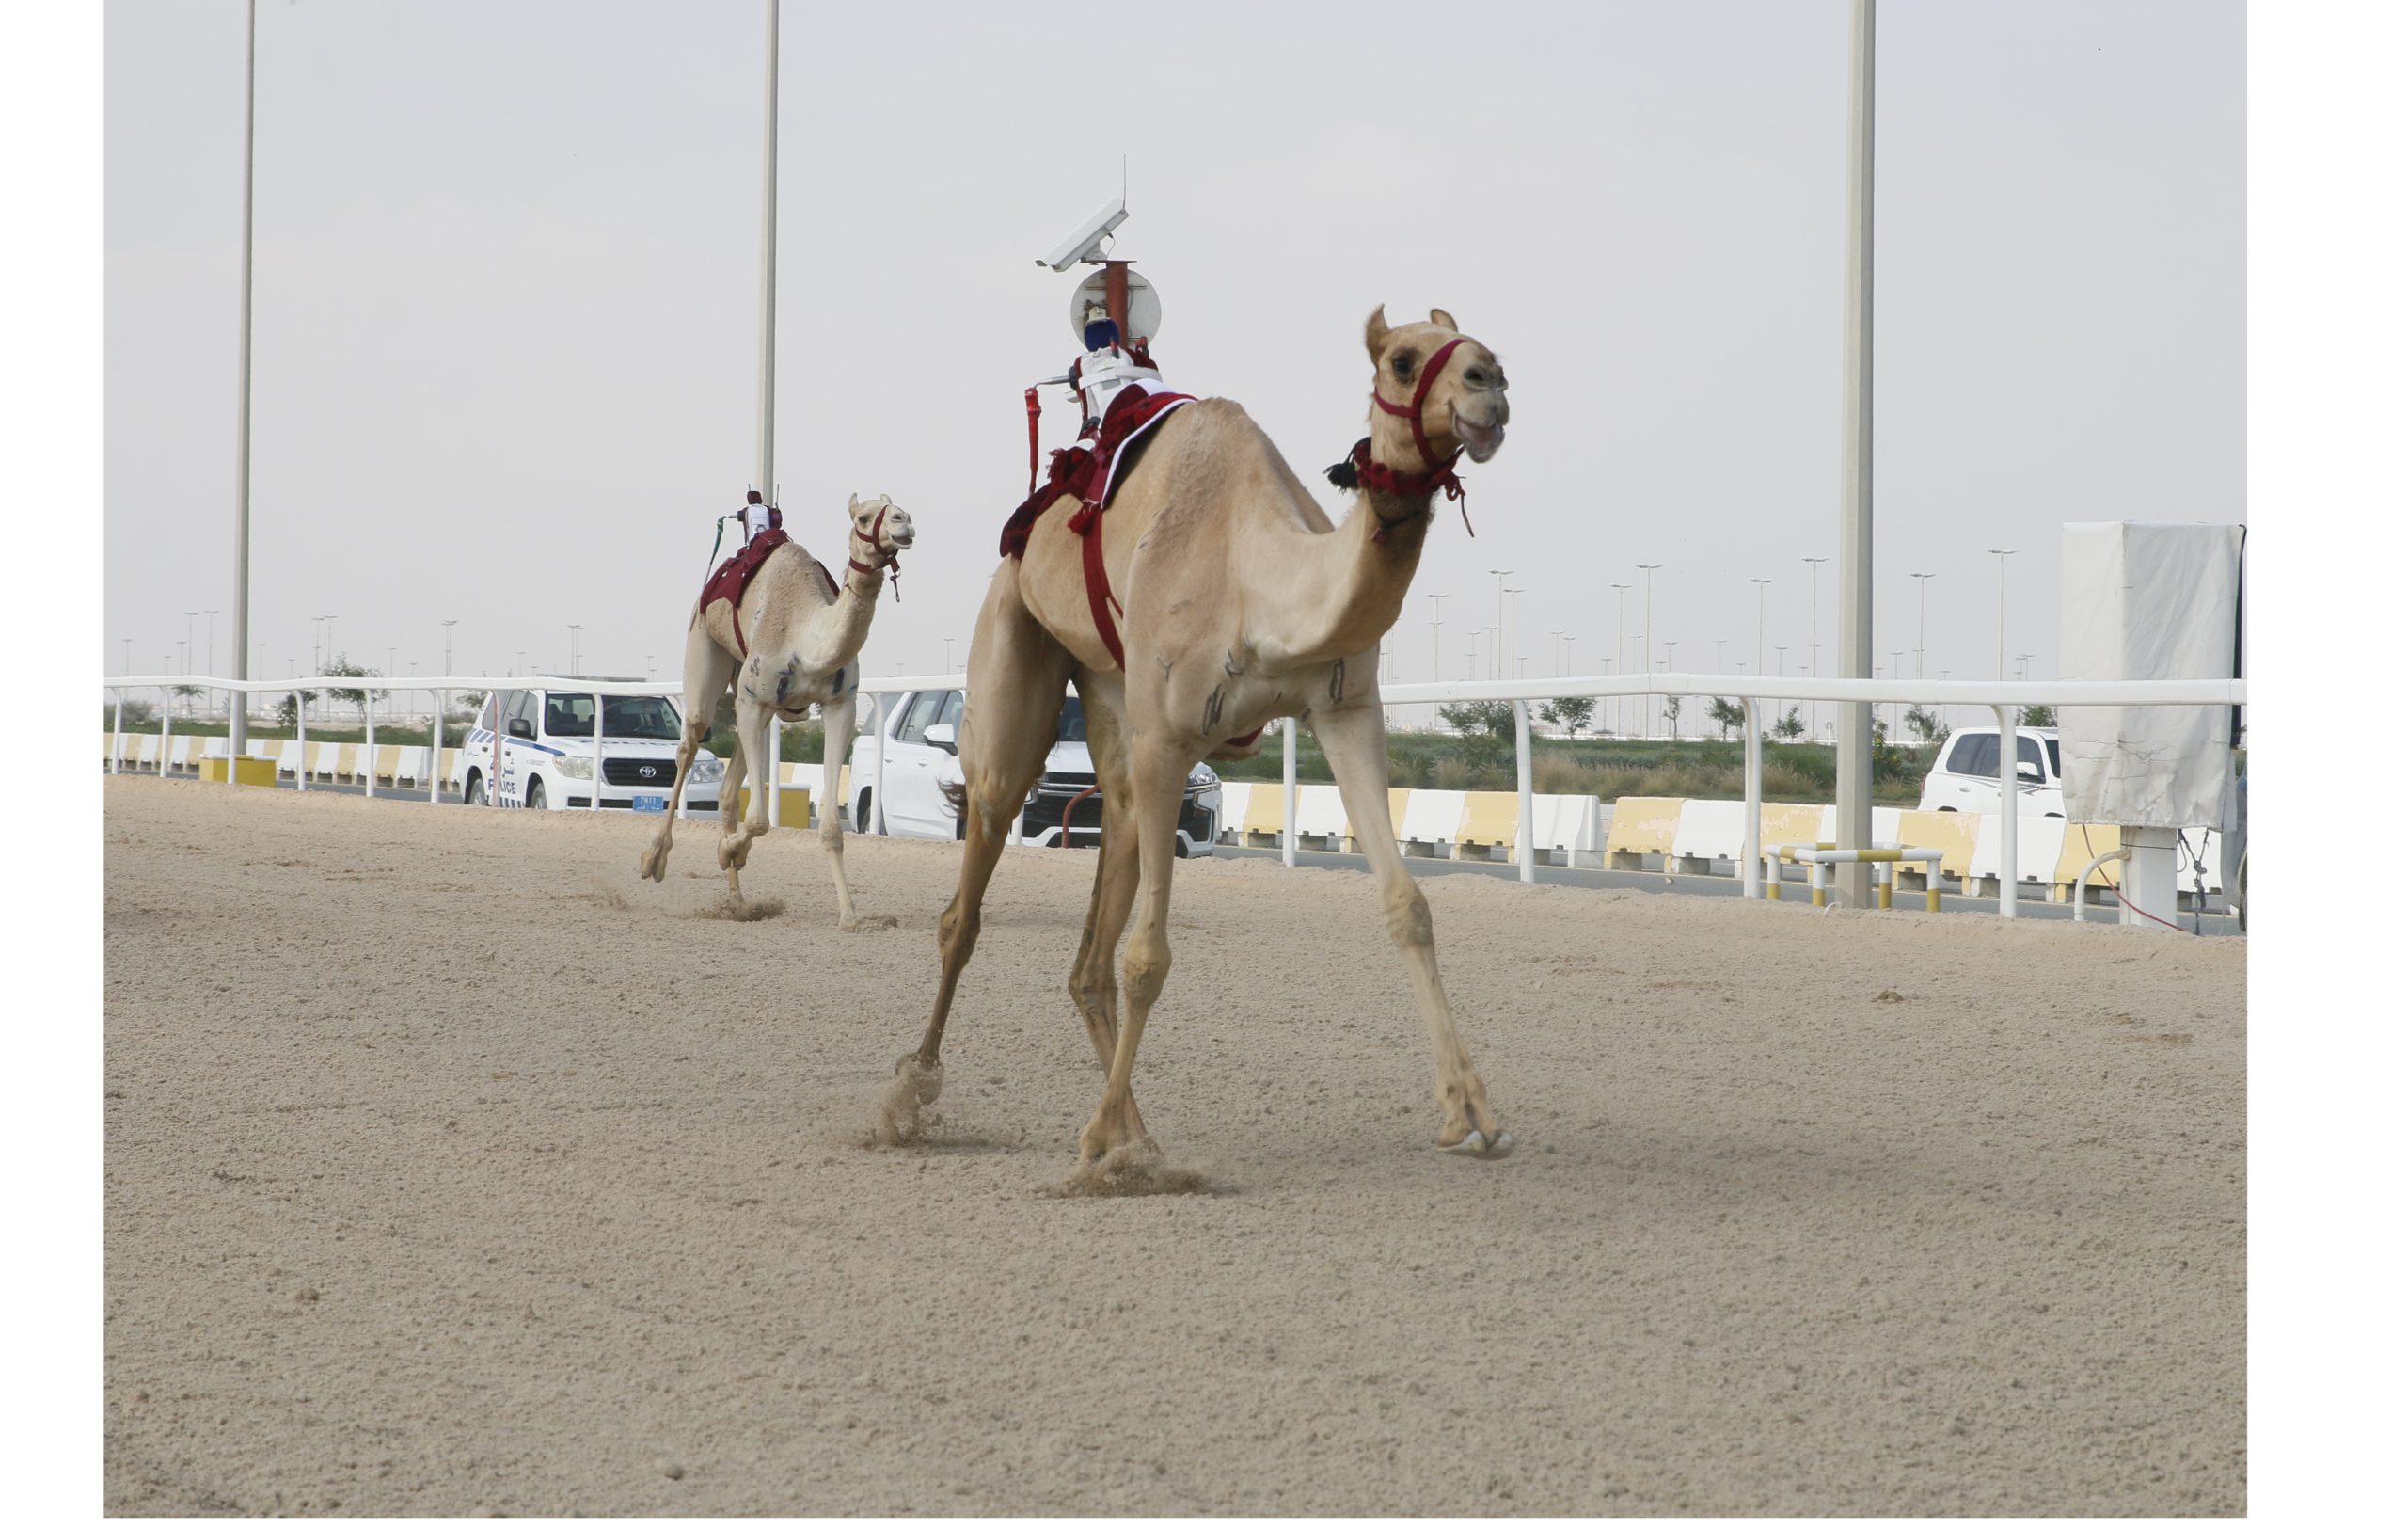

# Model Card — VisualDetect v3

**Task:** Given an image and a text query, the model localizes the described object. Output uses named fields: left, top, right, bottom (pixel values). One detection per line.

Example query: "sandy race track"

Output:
left=103, top=775, right=2244, bottom=1515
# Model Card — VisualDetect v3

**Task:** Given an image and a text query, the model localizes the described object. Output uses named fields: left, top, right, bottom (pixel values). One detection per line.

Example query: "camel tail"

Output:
left=939, top=779, right=968, bottom=820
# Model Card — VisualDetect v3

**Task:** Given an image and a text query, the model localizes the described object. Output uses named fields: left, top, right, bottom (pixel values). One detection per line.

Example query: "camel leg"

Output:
left=639, top=614, right=736, bottom=883
left=1077, top=740, right=1189, bottom=1164
left=1313, top=698, right=1511, bottom=1155
left=818, top=689, right=895, bottom=932
left=880, top=564, right=1071, bottom=1135
left=1067, top=676, right=1142, bottom=1073
left=716, top=687, right=770, bottom=896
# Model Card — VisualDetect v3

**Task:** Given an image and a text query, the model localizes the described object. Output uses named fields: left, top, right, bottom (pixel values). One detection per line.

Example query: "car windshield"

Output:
left=1056, top=694, right=1086, bottom=742
left=2044, top=738, right=2061, bottom=779
left=544, top=693, right=683, bottom=740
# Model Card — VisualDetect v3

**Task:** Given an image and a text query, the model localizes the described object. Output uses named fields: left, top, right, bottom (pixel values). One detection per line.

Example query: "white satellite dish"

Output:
left=1069, top=267, right=1163, bottom=345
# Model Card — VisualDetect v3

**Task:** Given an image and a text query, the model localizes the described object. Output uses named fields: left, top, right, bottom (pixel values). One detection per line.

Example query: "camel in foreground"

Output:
left=890, top=308, right=1513, bottom=1175
left=640, top=494, right=913, bottom=930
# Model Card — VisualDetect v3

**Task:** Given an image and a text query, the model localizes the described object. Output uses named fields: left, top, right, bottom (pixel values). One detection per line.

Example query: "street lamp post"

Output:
left=1751, top=579, right=1775, bottom=694
left=1801, top=556, right=1828, bottom=743
left=567, top=624, right=582, bottom=676
left=203, top=611, right=218, bottom=676
left=229, top=0, right=259, bottom=754
left=943, top=636, right=955, bottom=671
left=1662, top=640, right=1679, bottom=738
left=1988, top=549, right=2017, bottom=679
left=1910, top=571, right=1936, bottom=677
left=1427, top=593, right=1445, bottom=685
left=1609, top=583, right=1632, bottom=738
left=1504, top=589, right=1524, bottom=679
left=1637, top=565, right=1661, bottom=739
left=1486, top=568, right=1513, bottom=680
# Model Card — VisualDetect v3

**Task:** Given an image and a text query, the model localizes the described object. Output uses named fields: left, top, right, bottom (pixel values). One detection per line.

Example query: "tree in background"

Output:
left=1663, top=694, right=1685, bottom=737
left=321, top=654, right=388, bottom=724
left=2020, top=703, right=2057, bottom=727
left=1705, top=696, right=1745, bottom=740
left=1538, top=695, right=1595, bottom=738
left=1438, top=699, right=1516, bottom=741
left=1775, top=706, right=1805, bottom=740
left=1904, top=704, right=1948, bottom=745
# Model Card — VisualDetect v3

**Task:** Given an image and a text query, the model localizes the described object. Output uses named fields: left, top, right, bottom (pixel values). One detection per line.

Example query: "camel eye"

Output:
left=1391, top=351, right=1417, bottom=380
left=1465, top=367, right=1489, bottom=386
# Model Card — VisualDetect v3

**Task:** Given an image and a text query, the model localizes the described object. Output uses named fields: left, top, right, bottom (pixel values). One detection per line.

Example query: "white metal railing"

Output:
left=106, top=669, right=2244, bottom=919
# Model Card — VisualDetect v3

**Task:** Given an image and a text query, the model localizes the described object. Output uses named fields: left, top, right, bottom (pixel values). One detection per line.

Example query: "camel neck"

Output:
left=1267, top=473, right=1432, bottom=666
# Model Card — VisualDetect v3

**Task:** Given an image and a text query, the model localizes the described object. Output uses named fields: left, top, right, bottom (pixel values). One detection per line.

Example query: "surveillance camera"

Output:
left=1036, top=196, right=1128, bottom=273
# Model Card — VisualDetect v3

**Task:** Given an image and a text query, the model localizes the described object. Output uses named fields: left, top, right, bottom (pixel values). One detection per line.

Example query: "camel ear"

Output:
left=1429, top=307, right=1457, bottom=332
left=847, top=493, right=860, bottom=513
left=1364, top=305, right=1390, bottom=360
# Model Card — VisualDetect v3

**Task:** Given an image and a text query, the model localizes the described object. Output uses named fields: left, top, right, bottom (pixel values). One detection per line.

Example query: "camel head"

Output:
left=846, top=493, right=916, bottom=569
left=1363, top=305, right=1510, bottom=464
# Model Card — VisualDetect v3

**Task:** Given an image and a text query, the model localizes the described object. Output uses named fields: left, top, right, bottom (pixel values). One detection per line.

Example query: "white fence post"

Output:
left=158, top=688, right=172, bottom=775
left=590, top=690, right=604, bottom=811
left=111, top=691, right=124, bottom=774
left=1994, top=703, right=2018, bottom=918
left=1741, top=697, right=1762, bottom=898
left=1281, top=718, right=1297, bottom=868
left=428, top=690, right=445, bottom=804
left=294, top=687, right=308, bottom=791
left=1513, top=699, right=1534, bottom=883
left=364, top=700, right=377, bottom=798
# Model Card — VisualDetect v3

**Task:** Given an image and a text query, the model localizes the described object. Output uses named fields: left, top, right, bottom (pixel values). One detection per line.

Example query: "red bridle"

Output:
left=848, top=502, right=904, bottom=599
left=1361, top=335, right=1474, bottom=539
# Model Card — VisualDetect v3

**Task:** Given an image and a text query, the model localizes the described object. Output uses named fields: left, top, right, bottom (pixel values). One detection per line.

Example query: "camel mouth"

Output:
left=1454, top=413, right=1507, bottom=463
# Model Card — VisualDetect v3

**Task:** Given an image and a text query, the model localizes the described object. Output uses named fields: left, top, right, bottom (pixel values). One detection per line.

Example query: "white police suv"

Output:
left=452, top=685, right=722, bottom=813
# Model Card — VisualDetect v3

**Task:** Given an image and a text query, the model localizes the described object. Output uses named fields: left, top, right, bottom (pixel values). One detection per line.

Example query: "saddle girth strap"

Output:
left=1066, top=498, right=1126, bottom=671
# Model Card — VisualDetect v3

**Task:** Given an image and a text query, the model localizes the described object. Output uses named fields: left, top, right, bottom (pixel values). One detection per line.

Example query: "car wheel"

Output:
left=465, top=772, right=485, bottom=805
left=528, top=777, right=547, bottom=810
left=856, top=789, right=874, bottom=834
left=1937, top=805, right=1956, bottom=813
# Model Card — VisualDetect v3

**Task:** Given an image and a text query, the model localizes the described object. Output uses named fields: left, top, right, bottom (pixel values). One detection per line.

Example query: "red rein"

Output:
left=1364, top=336, right=1473, bottom=541
left=847, top=503, right=904, bottom=600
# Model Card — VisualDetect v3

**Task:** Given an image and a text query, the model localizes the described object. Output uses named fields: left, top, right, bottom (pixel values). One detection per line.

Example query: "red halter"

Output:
left=847, top=502, right=904, bottom=600
left=1362, top=335, right=1473, bottom=540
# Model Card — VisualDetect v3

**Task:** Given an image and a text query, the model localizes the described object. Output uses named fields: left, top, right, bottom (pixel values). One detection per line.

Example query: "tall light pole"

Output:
left=1833, top=0, right=1878, bottom=904
left=318, top=613, right=338, bottom=670
left=1662, top=639, right=1679, bottom=738
left=754, top=0, right=781, bottom=501
left=229, top=0, right=259, bottom=752
left=1609, top=582, right=1632, bottom=738
left=183, top=612, right=198, bottom=674
left=1427, top=594, right=1445, bottom=684
left=1988, top=549, right=2017, bottom=679
left=1801, top=555, right=1828, bottom=743
left=943, top=635, right=956, bottom=671
left=1714, top=637, right=1726, bottom=675
left=567, top=624, right=582, bottom=675
left=440, top=620, right=457, bottom=677
left=203, top=611, right=218, bottom=676
left=1910, top=570, right=1936, bottom=677
left=1504, top=589, right=1524, bottom=679
left=1637, top=565, right=1661, bottom=739
left=1486, top=568, right=1513, bottom=679
left=1889, top=649, right=1904, bottom=735
left=121, top=637, right=131, bottom=676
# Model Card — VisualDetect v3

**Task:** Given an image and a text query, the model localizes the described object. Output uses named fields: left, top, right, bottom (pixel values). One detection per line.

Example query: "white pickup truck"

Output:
left=848, top=686, right=1221, bottom=855
left=452, top=685, right=722, bottom=813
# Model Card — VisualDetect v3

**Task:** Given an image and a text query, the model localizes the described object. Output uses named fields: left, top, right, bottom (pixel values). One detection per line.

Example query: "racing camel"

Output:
left=889, top=308, right=1513, bottom=1176
left=640, top=494, right=913, bottom=930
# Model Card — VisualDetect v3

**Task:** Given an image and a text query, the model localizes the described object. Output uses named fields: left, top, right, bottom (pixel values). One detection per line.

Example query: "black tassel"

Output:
left=1325, top=437, right=1369, bottom=490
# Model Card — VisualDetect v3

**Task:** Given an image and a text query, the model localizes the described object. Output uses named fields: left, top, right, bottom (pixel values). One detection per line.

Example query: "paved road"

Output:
left=118, top=765, right=2241, bottom=934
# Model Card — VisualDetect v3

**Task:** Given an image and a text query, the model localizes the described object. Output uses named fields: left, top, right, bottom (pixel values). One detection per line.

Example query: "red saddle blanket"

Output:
left=998, top=384, right=1196, bottom=560
left=700, top=529, right=789, bottom=654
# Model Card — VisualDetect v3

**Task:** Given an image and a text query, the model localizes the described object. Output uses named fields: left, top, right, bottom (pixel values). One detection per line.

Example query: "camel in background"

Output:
left=640, top=494, right=912, bottom=931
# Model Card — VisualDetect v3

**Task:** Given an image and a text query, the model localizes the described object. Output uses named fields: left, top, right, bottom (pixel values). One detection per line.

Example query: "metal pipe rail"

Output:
left=108, top=670, right=2244, bottom=922
left=1764, top=842, right=1943, bottom=912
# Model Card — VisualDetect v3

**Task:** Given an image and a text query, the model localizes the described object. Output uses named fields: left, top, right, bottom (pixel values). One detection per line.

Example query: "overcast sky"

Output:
left=106, top=0, right=2242, bottom=713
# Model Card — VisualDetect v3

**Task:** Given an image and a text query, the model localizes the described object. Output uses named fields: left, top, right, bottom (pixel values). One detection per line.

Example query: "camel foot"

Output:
left=1059, top=1138, right=1209, bottom=1198
left=638, top=841, right=670, bottom=883
left=865, top=1055, right=944, bottom=1146
left=1440, top=1126, right=1516, bottom=1158
left=839, top=913, right=899, bottom=933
